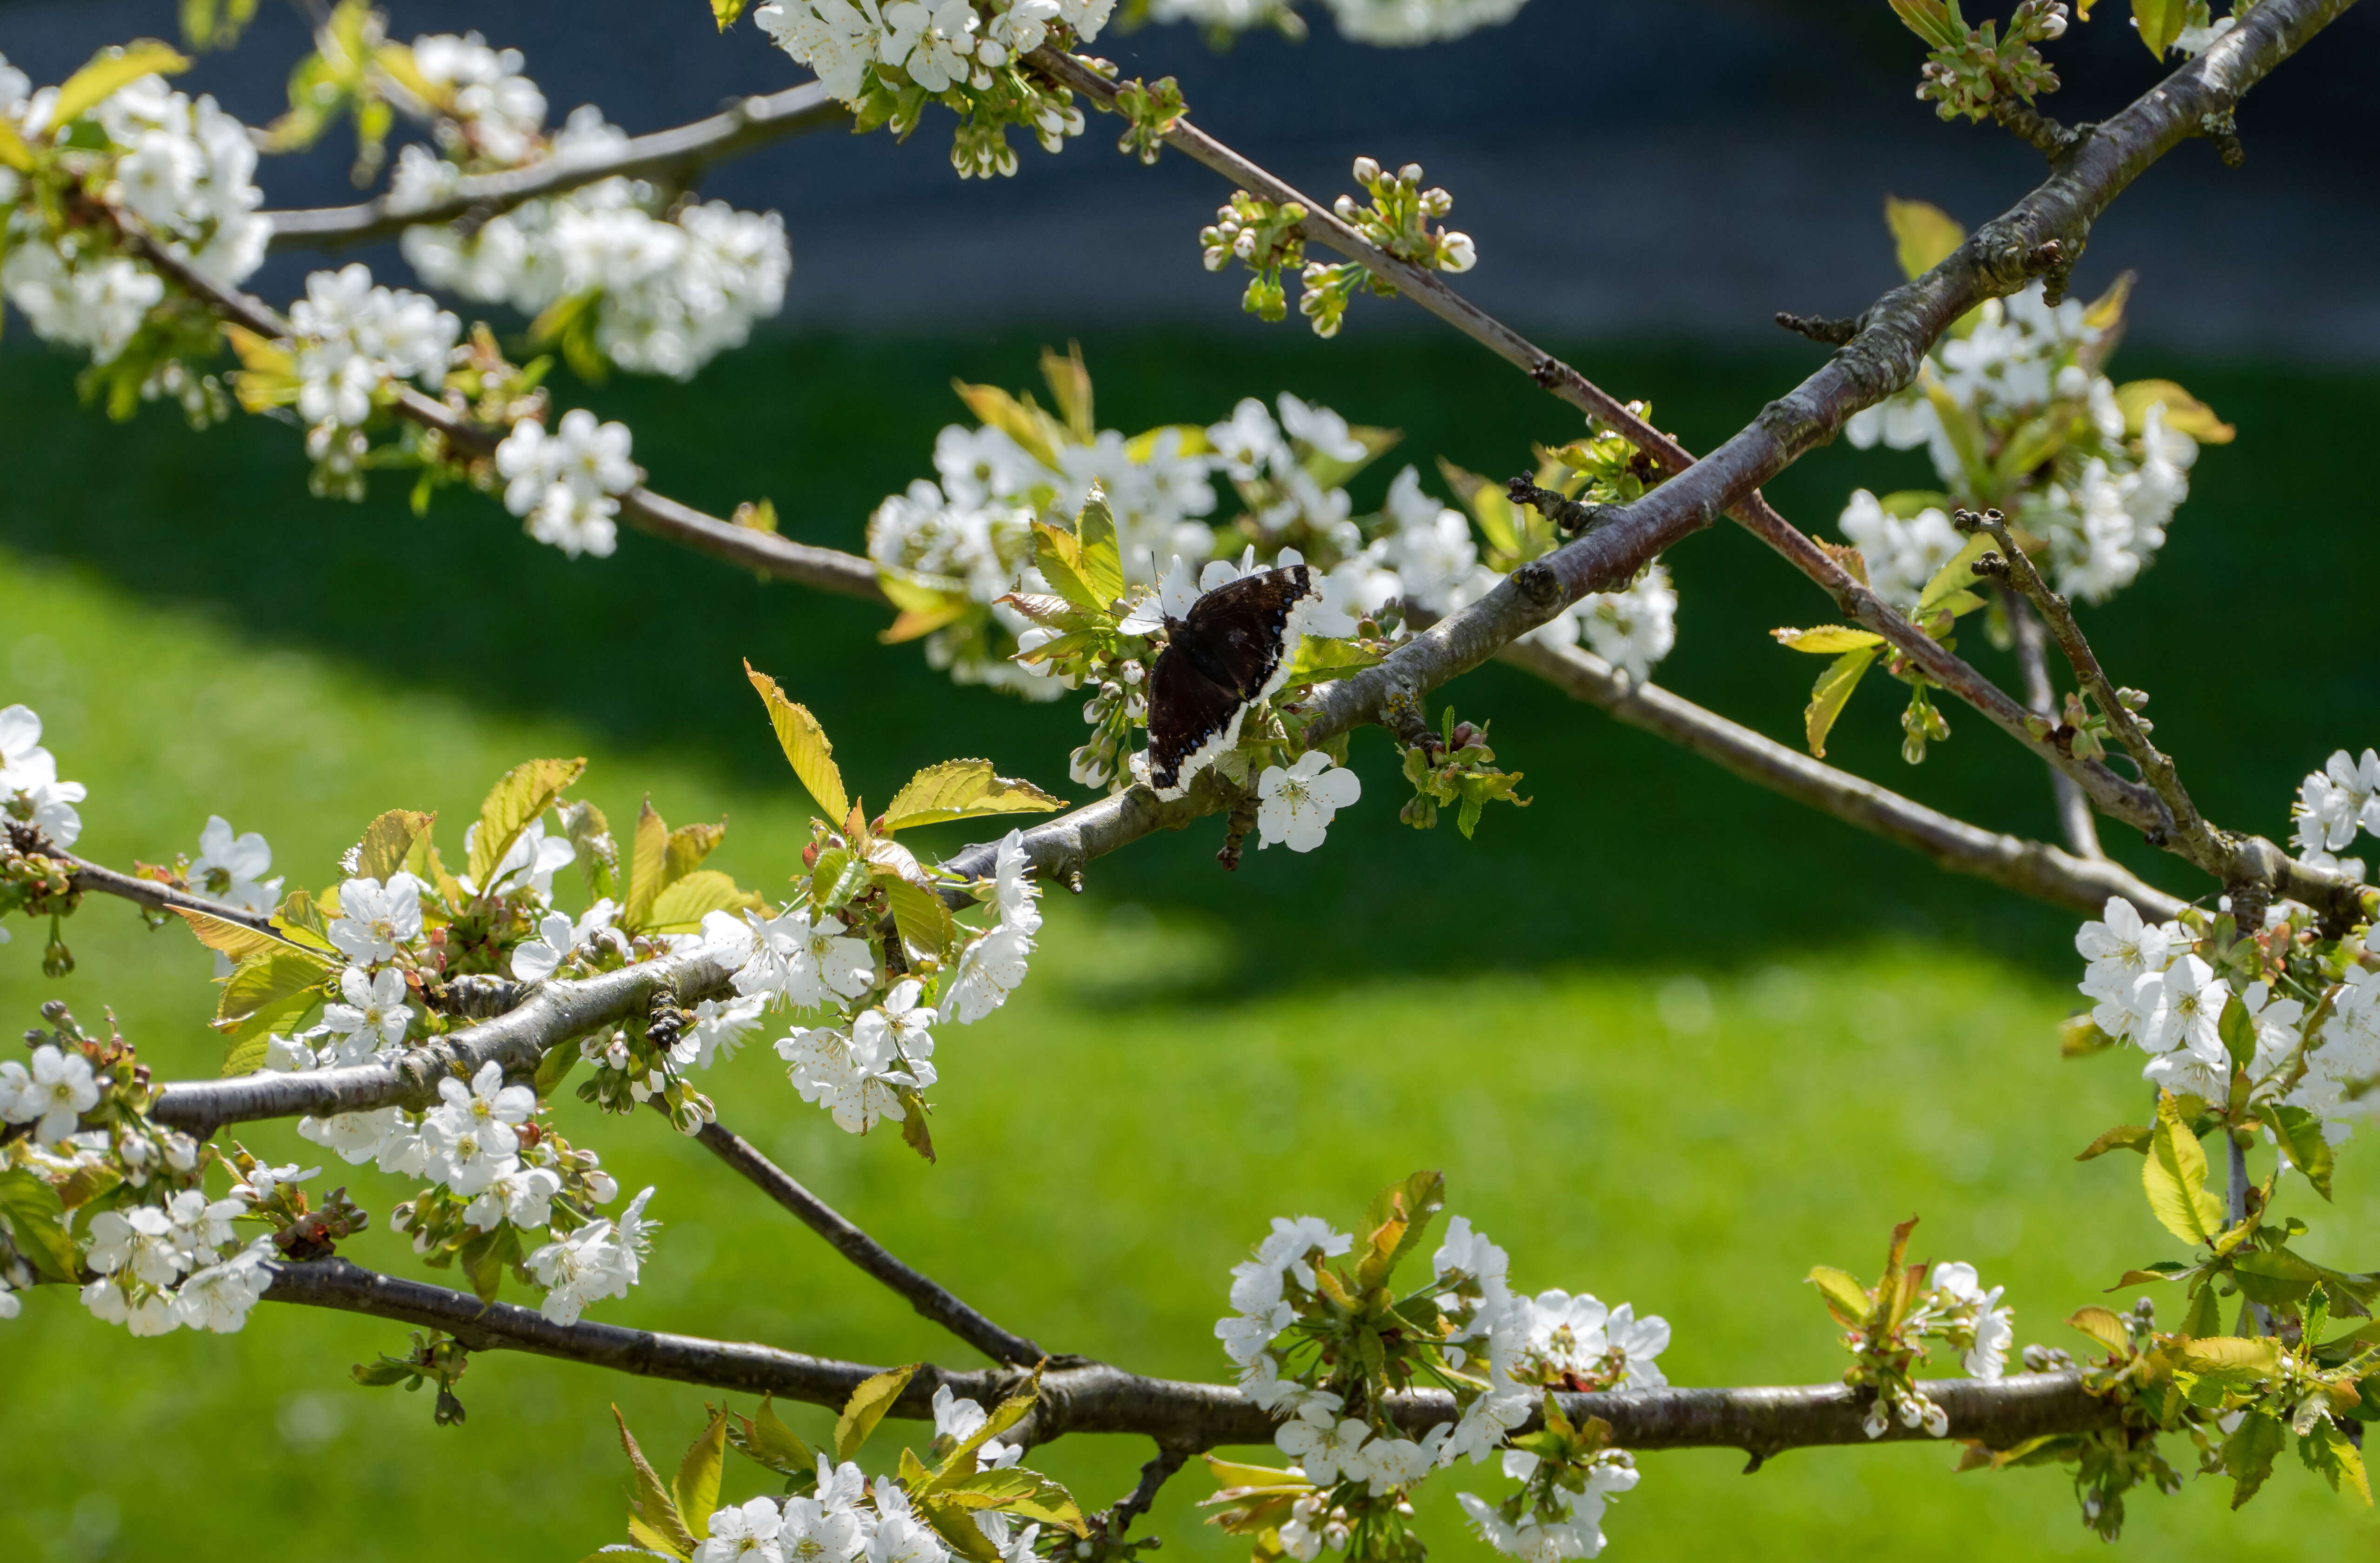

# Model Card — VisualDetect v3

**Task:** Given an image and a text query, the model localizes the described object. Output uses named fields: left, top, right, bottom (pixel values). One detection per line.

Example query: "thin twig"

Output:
left=1967, top=509, right=2218, bottom=860
left=2002, top=591, right=2105, bottom=862
left=263, top=83, right=847, bottom=252
left=1105, top=1443, right=1193, bottom=1536
left=253, top=1255, right=2120, bottom=1458
left=689, top=1115, right=1048, bottom=1367
left=60, top=851, right=278, bottom=933
left=1498, top=636, right=2175, bottom=918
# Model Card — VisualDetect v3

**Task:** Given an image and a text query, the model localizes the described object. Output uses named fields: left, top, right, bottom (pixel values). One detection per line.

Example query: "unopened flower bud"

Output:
left=1350, top=155, right=1380, bottom=184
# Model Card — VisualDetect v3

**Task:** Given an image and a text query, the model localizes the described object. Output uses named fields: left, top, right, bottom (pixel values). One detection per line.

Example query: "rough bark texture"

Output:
left=262, top=1256, right=2118, bottom=1458
left=262, top=83, right=848, bottom=251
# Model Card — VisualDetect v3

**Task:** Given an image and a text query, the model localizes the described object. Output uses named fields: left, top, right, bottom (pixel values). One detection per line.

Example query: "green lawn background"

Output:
left=0, top=330, right=2374, bottom=1561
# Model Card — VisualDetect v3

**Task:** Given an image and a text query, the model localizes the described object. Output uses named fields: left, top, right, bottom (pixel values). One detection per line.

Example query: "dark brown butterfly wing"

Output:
left=1177, top=565, right=1317, bottom=698
left=1145, top=647, right=1244, bottom=798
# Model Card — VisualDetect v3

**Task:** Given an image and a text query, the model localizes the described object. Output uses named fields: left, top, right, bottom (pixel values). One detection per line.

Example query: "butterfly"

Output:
left=1143, top=564, right=1325, bottom=800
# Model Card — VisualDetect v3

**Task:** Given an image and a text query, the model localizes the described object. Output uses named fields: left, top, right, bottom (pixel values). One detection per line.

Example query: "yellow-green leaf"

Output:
left=0, top=1169, right=83, bottom=1283
left=2301, top=1418, right=2372, bottom=1505
left=1914, top=531, right=1997, bottom=616
left=673, top=1410, right=728, bottom=1542
left=882, top=759, right=1064, bottom=833
left=1807, top=1265, right=1873, bottom=1326
left=1771, top=625, right=1886, bottom=655
left=2067, top=1305, right=2131, bottom=1355
left=932, top=1372, right=1044, bottom=1485
left=1355, top=1170, right=1445, bottom=1293
left=951, top=381, right=1061, bottom=467
left=727, top=1397, right=818, bottom=1477
left=2143, top=1095, right=2222, bottom=1247
left=834, top=1363, right=919, bottom=1463
left=1805, top=646, right=1878, bottom=759
left=2114, top=379, right=2235, bottom=444
left=1030, top=521, right=1106, bottom=613
left=213, top=946, right=333, bottom=1032
left=173, top=906, right=288, bottom=965
left=352, top=808, right=434, bottom=883
left=465, top=757, right=585, bottom=891
left=2075, top=1124, right=2154, bottom=1161
left=1885, top=195, right=1965, bottom=281
left=1074, top=491, right=1126, bottom=607
left=745, top=663, right=848, bottom=824
left=1437, top=458, right=1518, bottom=559
left=2182, top=1335, right=2281, bottom=1378
left=52, top=40, right=193, bottom=130
left=884, top=878, right=960, bottom=968
left=2131, top=0, right=2187, bottom=57
left=626, top=799, right=669, bottom=930
left=645, top=871, right=763, bottom=933
left=0, top=116, right=34, bottom=171
left=710, top=0, right=750, bottom=29
left=614, top=1407, right=697, bottom=1561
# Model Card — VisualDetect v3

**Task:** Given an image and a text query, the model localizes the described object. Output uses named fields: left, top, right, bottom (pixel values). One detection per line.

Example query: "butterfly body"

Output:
left=1144, top=565, right=1323, bottom=800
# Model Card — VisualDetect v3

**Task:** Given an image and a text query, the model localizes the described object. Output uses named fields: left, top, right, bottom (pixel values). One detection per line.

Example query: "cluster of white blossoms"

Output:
left=0, top=60, right=266, bottom=368
left=699, top=827, right=1042, bottom=1137
left=0, top=1029, right=276, bottom=1335
left=1843, top=282, right=2201, bottom=605
left=0, top=704, right=88, bottom=861
left=876, top=389, right=1679, bottom=702
left=2074, top=752, right=2380, bottom=1147
left=691, top=1441, right=1039, bottom=1563
left=753, top=0, right=1113, bottom=100
left=494, top=407, right=640, bottom=559
left=749, top=0, right=1108, bottom=178
left=409, top=31, right=548, bottom=166
left=1216, top=1208, right=1666, bottom=1561
left=1850, top=1260, right=2014, bottom=1440
left=398, top=107, right=792, bottom=382
left=1149, top=0, right=1529, bottom=45
left=285, top=263, right=460, bottom=432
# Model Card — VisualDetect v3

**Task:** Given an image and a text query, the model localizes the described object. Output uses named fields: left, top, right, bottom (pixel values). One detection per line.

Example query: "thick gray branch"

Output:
left=261, top=1256, right=2117, bottom=1458
left=263, top=83, right=848, bottom=252
left=149, top=946, right=734, bottom=1133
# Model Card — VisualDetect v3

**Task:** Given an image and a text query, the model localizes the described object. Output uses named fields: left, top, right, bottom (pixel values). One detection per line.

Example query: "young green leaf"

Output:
left=1355, top=1170, right=1446, bottom=1293
left=0, top=1168, right=83, bottom=1283
left=885, top=878, right=960, bottom=968
left=2299, top=1417, right=2373, bottom=1504
left=834, top=1363, right=920, bottom=1463
left=745, top=663, right=849, bottom=824
left=614, top=1407, right=698, bottom=1561
left=1030, top=522, right=1106, bottom=613
left=2075, top=1124, right=2154, bottom=1160
left=728, top=1396, right=819, bottom=1477
left=2143, top=1096, right=2222, bottom=1247
left=1807, top=1266, right=1873, bottom=1327
left=466, top=757, right=587, bottom=892
left=2221, top=1410, right=2287, bottom=1508
left=352, top=808, right=435, bottom=883
left=53, top=40, right=193, bottom=127
left=646, top=871, right=764, bottom=933
left=2066, top=1306, right=2132, bottom=1356
left=673, top=1410, right=728, bottom=1541
left=932, top=1373, right=1043, bottom=1484
left=173, top=906, right=295, bottom=965
left=1074, top=491, right=1126, bottom=608
left=710, top=0, right=750, bottom=29
left=1805, top=646, right=1878, bottom=758
left=2268, top=1105, right=2335, bottom=1200
left=1771, top=625, right=1886, bottom=655
left=1885, top=194, right=1965, bottom=280
left=2113, top=379, right=2235, bottom=443
left=2130, top=0, right=2187, bottom=59
left=881, top=759, right=1064, bottom=832
left=213, top=946, right=334, bottom=1033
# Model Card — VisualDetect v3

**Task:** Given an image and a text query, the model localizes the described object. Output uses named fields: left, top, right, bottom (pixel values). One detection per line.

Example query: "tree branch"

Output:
left=56, top=850, right=279, bottom=934
left=261, top=82, right=848, bottom=252
left=2004, top=589, right=2106, bottom=862
left=259, top=1255, right=2119, bottom=1458
left=687, top=1115, right=1050, bottom=1368
left=121, top=229, right=885, bottom=605
left=149, top=945, right=735, bottom=1134
left=1496, top=636, right=2178, bottom=919
left=1033, top=0, right=2364, bottom=903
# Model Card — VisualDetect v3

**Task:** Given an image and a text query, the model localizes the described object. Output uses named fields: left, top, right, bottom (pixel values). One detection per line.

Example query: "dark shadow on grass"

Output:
left=4, top=331, right=2375, bottom=990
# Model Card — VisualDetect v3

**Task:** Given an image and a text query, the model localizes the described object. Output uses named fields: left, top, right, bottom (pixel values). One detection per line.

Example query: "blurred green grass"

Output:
left=0, top=332, right=2376, bottom=1562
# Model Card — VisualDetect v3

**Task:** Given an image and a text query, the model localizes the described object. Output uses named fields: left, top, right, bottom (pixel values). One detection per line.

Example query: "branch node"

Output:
left=1773, top=310, right=1860, bottom=346
left=1755, top=393, right=1830, bottom=455
left=1511, top=557, right=1566, bottom=614
left=1507, top=478, right=1617, bottom=537
left=1990, top=100, right=2086, bottom=162
left=2200, top=108, right=2246, bottom=168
